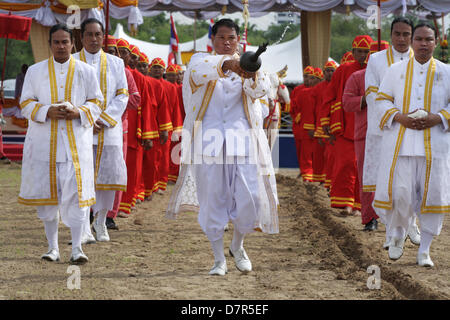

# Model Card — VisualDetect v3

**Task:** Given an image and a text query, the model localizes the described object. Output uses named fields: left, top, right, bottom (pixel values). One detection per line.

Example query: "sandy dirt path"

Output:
left=0, top=164, right=449, bottom=300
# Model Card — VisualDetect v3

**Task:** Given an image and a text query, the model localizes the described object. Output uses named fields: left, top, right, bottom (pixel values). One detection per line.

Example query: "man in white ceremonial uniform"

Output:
left=74, top=18, right=128, bottom=243
left=374, top=22, right=450, bottom=267
left=167, top=19, right=279, bottom=276
left=18, top=24, right=103, bottom=263
left=364, top=17, right=421, bottom=249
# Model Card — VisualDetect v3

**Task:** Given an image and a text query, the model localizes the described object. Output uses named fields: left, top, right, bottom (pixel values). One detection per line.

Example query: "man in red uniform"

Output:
left=314, top=61, right=338, bottom=189
left=342, top=41, right=389, bottom=231
left=165, top=64, right=184, bottom=183
left=297, top=67, right=323, bottom=182
left=104, top=37, right=141, bottom=229
left=307, top=67, right=327, bottom=184
left=290, top=66, right=314, bottom=178
left=323, top=35, right=373, bottom=215
left=116, top=41, right=155, bottom=216
left=148, top=58, right=181, bottom=193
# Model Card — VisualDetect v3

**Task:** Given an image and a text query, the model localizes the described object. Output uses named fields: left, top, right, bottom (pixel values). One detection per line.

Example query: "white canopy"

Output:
left=1, top=1, right=449, bottom=29
left=113, top=23, right=305, bottom=83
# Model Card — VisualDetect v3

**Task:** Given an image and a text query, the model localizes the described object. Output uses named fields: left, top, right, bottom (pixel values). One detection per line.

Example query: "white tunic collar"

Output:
left=413, top=57, right=431, bottom=70
left=53, top=56, right=71, bottom=68
left=391, top=46, right=411, bottom=60
left=83, top=48, right=101, bottom=64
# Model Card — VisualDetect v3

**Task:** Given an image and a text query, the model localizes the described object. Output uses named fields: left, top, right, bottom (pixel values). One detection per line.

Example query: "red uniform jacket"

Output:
left=342, top=69, right=367, bottom=141
left=323, top=61, right=366, bottom=140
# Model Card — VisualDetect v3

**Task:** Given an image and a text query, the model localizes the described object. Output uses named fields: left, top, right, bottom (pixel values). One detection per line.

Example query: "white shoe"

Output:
left=81, top=230, right=96, bottom=245
left=388, top=237, right=405, bottom=260
left=41, top=249, right=60, bottom=262
left=229, top=247, right=252, bottom=273
left=93, top=220, right=110, bottom=242
left=208, top=260, right=228, bottom=276
left=407, top=224, right=421, bottom=245
left=70, top=247, right=88, bottom=264
left=417, top=252, right=434, bottom=267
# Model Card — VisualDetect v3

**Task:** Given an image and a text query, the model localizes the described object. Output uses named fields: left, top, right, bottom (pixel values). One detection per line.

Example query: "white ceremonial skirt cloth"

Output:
left=194, top=148, right=260, bottom=242
left=374, top=156, right=444, bottom=237
left=36, top=161, right=90, bottom=228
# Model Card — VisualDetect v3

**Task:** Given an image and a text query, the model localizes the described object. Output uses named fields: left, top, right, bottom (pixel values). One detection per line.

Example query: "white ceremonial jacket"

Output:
left=374, top=57, right=450, bottom=214
left=73, top=49, right=129, bottom=191
left=18, top=55, right=104, bottom=207
left=167, top=52, right=279, bottom=234
left=73, top=49, right=128, bottom=146
left=365, top=46, right=414, bottom=136
left=363, top=47, right=414, bottom=192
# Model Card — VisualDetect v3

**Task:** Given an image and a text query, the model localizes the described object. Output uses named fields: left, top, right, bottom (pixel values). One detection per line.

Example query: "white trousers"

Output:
left=91, top=189, right=115, bottom=213
left=374, top=156, right=444, bottom=238
left=195, top=154, right=260, bottom=242
left=36, top=162, right=90, bottom=228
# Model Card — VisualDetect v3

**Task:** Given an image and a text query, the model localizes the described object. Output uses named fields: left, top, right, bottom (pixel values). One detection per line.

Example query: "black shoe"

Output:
left=106, top=217, right=119, bottom=230
left=363, top=218, right=378, bottom=232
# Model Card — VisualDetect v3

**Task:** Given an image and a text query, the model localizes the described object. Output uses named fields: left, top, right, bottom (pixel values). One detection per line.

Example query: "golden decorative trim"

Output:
left=30, top=104, right=42, bottom=122
left=88, top=98, right=102, bottom=109
left=100, top=112, right=117, bottom=127
left=189, top=74, right=203, bottom=94
left=193, top=80, right=217, bottom=139
left=96, top=184, right=127, bottom=191
left=365, top=86, right=378, bottom=97
left=387, top=47, right=394, bottom=66
left=20, top=98, right=37, bottom=110
left=217, top=55, right=230, bottom=78
left=115, top=88, right=129, bottom=96
left=376, top=91, right=394, bottom=103
left=79, top=106, right=94, bottom=126
left=421, top=58, right=437, bottom=214
left=379, top=107, right=399, bottom=130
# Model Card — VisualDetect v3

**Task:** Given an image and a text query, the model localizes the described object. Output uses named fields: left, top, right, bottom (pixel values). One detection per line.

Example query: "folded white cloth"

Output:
left=408, top=109, right=428, bottom=119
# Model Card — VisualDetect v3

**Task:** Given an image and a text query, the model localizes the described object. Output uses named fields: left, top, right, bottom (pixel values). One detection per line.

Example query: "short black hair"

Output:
left=211, top=19, right=240, bottom=36
left=413, top=21, right=438, bottom=39
left=49, top=24, right=73, bottom=43
left=80, top=18, right=105, bottom=37
left=390, top=16, right=414, bottom=35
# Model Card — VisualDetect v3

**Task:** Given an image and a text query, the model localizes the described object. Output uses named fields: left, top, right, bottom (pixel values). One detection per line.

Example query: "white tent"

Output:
left=113, top=23, right=304, bottom=84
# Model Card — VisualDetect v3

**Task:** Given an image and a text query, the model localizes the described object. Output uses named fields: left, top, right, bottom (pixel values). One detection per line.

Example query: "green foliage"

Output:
left=109, top=14, right=209, bottom=44
left=109, top=14, right=300, bottom=48
left=330, top=13, right=393, bottom=62
left=0, top=38, right=33, bottom=81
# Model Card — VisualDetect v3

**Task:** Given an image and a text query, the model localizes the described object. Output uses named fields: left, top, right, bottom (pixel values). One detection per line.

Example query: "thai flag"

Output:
left=206, top=19, right=214, bottom=52
left=168, top=14, right=180, bottom=64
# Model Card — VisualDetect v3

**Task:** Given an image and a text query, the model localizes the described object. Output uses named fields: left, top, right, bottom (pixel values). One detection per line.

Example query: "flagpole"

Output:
left=377, top=0, right=381, bottom=51
left=193, top=11, right=198, bottom=52
left=104, top=0, right=110, bottom=49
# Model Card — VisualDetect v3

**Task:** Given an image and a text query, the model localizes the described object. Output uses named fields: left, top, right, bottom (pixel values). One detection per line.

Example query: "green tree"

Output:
left=0, top=38, right=33, bottom=81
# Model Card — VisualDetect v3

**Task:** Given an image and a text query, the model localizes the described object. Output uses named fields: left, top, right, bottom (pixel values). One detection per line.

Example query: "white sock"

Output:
left=210, top=238, right=225, bottom=263
left=83, top=216, right=94, bottom=237
left=231, top=228, right=245, bottom=253
left=95, top=209, right=108, bottom=227
left=394, top=226, right=406, bottom=240
left=418, top=231, right=433, bottom=255
left=71, top=224, right=83, bottom=253
left=44, top=218, right=59, bottom=251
